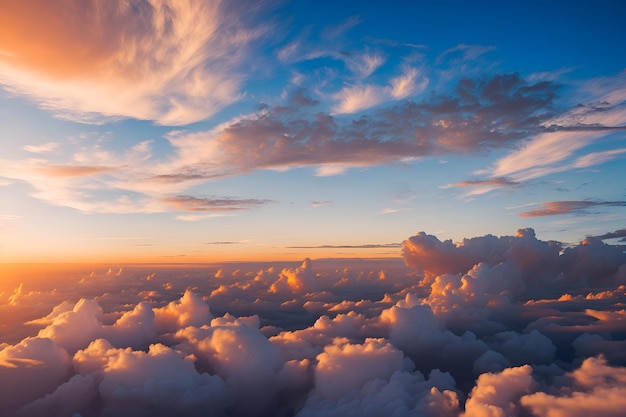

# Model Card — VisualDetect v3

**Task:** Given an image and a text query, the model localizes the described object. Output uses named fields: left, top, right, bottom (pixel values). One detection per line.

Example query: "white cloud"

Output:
left=22, top=142, right=60, bottom=154
left=331, top=67, right=426, bottom=114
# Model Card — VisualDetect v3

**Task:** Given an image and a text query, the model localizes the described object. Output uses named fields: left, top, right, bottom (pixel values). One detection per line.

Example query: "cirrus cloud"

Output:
left=0, top=0, right=270, bottom=125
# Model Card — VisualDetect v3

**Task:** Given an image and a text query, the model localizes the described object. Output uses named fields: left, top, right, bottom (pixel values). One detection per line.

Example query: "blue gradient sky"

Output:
left=0, top=0, right=624, bottom=262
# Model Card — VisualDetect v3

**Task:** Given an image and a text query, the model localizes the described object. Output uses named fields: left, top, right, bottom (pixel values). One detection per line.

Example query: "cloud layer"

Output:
left=1, top=228, right=625, bottom=416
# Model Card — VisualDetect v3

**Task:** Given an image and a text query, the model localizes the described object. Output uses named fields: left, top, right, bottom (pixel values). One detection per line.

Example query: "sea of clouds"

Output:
left=1, top=228, right=625, bottom=417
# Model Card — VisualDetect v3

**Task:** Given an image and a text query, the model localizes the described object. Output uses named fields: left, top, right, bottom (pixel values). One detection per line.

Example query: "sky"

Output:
left=1, top=0, right=625, bottom=263
left=1, top=2, right=626, bottom=416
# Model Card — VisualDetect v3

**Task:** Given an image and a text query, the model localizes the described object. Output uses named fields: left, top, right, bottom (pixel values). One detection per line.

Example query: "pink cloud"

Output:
left=519, top=200, right=626, bottom=217
left=0, top=0, right=268, bottom=125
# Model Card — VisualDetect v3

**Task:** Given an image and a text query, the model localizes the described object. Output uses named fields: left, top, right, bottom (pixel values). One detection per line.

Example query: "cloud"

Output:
left=312, top=337, right=409, bottom=400
left=0, top=0, right=269, bottom=125
left=310, top=200, right=332, bottom=208
left=520, top=356, right=626, bottom=417
left=204, top=241, right=243, bottom=245
left=345, top=53, right=386, bottom=79
left=572, top=148, right=626, bottom=168
left=331, top=67, right=427, bottom=114
left=0, top=337, right=71, bottom=413
left=22, top=142, right=60, bottom=153
left=490, top=130, right=609, bottom=181
left=332, top=84, right=388, bottom=114
left=287, top=243, right=401, bottom=249
left=476, top=70, right=626, bottom=183
left=436, top=44, right=496, bottom=65
left=0, top=70, right=579, bottom=214
left=444, top=178, right=519, bottom=189
left=590, top=228, right=626, bottom=241
left=171, top=72, right=560, bottom=176
left=402, top=228, right=625, bottom=298
left=38, top=165, right=118, bottom=178
left=463, top=365, right=535, bottom=417
left=161, top=195, right=271, bottom=212
left=1, top=229, right=625, bottom=415
left=72, top=339, right=228, bottom=417
left=519, top=200, right=626, bottom=217
left=442, top=177, right=520, bottom=198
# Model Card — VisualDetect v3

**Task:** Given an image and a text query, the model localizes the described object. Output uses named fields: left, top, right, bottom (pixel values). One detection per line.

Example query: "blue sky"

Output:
left=0, top=0, right=625, bottom=262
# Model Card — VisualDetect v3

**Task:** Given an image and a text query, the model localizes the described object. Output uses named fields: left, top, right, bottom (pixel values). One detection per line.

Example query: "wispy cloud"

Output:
left=332, top=67, right=427, bottom=113
left=38, top=165, right=117, bottom=178
left=204, top=241, right=245, bottom=245
left=379, top=207, right=411, bottom=215
left=589, top=228, right=626, bottom=241
left=519, top=200, right=626, bottom=218
left=481, top=70, right=626, bottom=183
left=490, top=131, right=611, bottom=181
left=161, top=195, right=272, bottom=212
left=572, top=148, right=626, bottom=168
left=311, top=200, right=332, bottom=208
left=0, top=0, right=271, bottom=125
left=346, top=53, right=386, bottom=79
left=441, top=177, right=520, bottom=197
left=22, top=142, right=60, bottom=153
left=175, top=213, right=239, bottom=222
left=287, top=243, right=401, bottom=249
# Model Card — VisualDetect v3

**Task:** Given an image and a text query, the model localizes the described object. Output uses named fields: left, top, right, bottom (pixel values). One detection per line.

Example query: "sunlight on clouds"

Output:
left=346, top=53, right=386, bottom=79
left=22, top=142, right=60, bottom=154
left=0, top=228, right=625, bottom=415
left=491, top=130, right=606, bottom=181
left=573, top=148, right=626, bottom=168
left=314, top=164, right=350, bottom=176
left=0, top=0, right=267, bottom=125
left=332, top=84, right=387, bottom=114
left=332, top=67, right=426, bottom=113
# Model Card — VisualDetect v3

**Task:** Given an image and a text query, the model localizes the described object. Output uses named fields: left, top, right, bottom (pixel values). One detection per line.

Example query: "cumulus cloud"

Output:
left=520, top=356, right=626, bottom=417
left=463, top=365, right=535, bottom=417
left=1, top=228, right=625, bottom=416
left=0, top=337, right=71, bottom=413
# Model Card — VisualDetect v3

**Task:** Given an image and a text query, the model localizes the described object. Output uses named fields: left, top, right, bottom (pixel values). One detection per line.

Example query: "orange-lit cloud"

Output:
left=1, top=230, right=624, bottom=415
left=0, top=0, right=268, bottom=125
left=161, top=195, right=272, bottom=212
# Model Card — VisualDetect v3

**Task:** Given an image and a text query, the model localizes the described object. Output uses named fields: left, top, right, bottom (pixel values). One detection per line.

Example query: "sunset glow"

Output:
left=1, top=1, right=625, bottom=416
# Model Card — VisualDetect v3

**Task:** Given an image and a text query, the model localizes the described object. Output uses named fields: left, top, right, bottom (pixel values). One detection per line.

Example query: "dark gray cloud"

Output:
left=590, top=228, right=626, bottom=241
